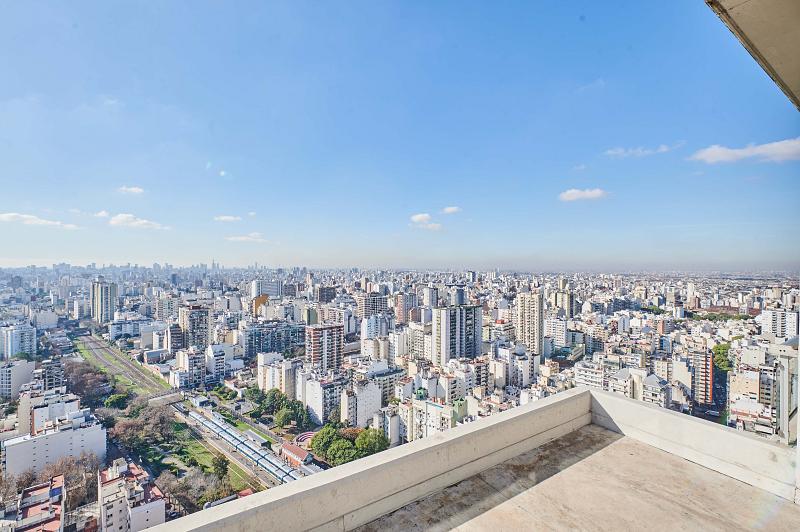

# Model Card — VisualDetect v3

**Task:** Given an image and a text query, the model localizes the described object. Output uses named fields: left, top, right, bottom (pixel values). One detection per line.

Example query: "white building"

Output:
left=574, top=359, right=604, bottom=389
left=759, top=309, right=799, bottom=339
left=90, top=276, right=118, bottom=324
left=99, top=459, right=166, bottom=532
left=341, top=379, right=381, bottom=428
left=544, top=318, right=567, bottom=348
left=1, top=396, right=106, bottom=476
left=0, top=360, right=35, bottom=399
left=514, top=290, right=544, bottom=355
left=0, top=323, right=37, bottom=360
left=431, top=305, right=482, bottom=367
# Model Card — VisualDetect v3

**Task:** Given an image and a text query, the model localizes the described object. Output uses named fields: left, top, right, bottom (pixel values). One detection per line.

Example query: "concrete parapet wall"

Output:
left=154, top=387, right=592, bottom=531
left=590, top=388, right=797, bottom=502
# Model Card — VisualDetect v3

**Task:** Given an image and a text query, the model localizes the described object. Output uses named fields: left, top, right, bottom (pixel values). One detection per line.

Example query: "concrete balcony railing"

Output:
left=154, top=387, right=799, bottom=531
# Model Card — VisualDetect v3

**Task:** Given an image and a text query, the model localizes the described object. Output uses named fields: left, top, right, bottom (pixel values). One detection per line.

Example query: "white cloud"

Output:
left=94, top=210, right=109, bottom=218
left=226, top=232, right=267, bottom=243
left=213, top=215, right=242, bottom=222
left=690, top=137, right=800, bottom=163
left=205, top=162, right=212, bottom=170
left=108, top=213, right=166, bottom=230
left=409, top=213, right=442, bottom=231
left=118, top=185, right=144, bottom=194
left=572, top=164, right=587, bottom=171
left=605, top=142, right=683, bottom=158
left=0, top=212, right=79, bottom=230
left=247, top=211, right=257, bottom=217
left=558, top=188, right=608, bottom=202
left=441, top=206, right=461, bottom=214
left=219, top=170, right=226, bottom=177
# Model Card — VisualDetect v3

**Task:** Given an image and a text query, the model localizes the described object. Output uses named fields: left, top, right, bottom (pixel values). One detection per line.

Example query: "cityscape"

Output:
left=1, top=2, right=799, bottom=532
left=0, top=266, right=797, bottom=529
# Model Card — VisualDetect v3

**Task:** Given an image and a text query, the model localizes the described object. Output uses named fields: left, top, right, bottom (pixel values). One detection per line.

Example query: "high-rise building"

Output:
left=239, top=321, right=305, bottom=358
left=394, top=292, right=418, bottom=324
left=759, top=309, right=799, bottom=339
left=314, top=285, right=337, bottom=303
left=431, top=305, right=482, bottom=367
left=0, top=323, right=37, bottom=360
left=422, top=285, right=439, bottom=308
left=305, top=323, right=344, bottom=372
left=90, top=276, right=118, bottom=324
left=691, top=351, right=714, bottom=407
left=178, top=305, right=212, bottom=351
left=514, top=290, right=544, bottom=356
left=251, top=279, right=282, bottom=298
left=354, top=292, right=389, bottom=319
left=166, top=323, right=185, bottom=354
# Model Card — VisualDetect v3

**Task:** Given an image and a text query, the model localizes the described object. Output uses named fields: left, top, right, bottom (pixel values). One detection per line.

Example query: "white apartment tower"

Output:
left=515, top=289, right=544, bottom=356
left=431, top=305, right=482, bottom=367
left=90, top=276, right=118, bottom=324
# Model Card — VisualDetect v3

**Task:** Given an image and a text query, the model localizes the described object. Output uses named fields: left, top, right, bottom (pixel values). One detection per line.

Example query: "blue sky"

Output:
left=1, top=1, right=798, bottom=270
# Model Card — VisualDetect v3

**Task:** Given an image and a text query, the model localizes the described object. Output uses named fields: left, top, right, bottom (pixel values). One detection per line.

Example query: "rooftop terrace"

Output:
left=155, top=387, right=800, bottom=531
left=357, top=424, right=800, bottom=531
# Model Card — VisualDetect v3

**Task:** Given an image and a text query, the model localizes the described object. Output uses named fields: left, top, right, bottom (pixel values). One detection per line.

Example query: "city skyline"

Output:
left=2, top=2, right=799, bottom=270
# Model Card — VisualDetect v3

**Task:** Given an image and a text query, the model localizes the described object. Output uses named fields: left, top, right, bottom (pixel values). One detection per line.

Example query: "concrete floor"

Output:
left=356, top=425, right=800, bottom=531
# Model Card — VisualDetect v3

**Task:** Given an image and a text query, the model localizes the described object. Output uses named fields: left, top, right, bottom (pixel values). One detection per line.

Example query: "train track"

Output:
left=77, top=335, right=169, bottom=395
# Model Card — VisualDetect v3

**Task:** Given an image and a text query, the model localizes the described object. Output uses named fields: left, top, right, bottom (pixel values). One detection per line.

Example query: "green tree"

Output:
left=244, top=386, right=265, bottom=405
left=355, top=428, right=389, bottom=457
left=212, top=455, right=229, bottom=481
left=712, top=343, right=731, bottom=372
left=264, top=388, right=285, bottom=416
left=327, top=438, right=359, bottom=466
left=104, top=393, right=128, bottom=409
left=310, top=425, right=339, bottom=460
left=274, top=407, right=293, bottom=428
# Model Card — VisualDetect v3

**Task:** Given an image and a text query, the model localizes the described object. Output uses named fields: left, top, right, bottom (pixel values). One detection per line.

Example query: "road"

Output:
left=78, top=335, right=169, bottom=395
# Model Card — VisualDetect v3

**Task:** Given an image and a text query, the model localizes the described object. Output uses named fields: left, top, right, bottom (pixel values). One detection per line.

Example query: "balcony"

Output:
left=154, top=387, right=800, bottom=531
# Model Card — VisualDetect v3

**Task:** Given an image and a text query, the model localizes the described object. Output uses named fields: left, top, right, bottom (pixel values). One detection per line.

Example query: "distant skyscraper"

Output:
left=90, top=276, right=118, bottom=324
left=394, top=293, right=418, bottom=324
left=423, top=285, right=439, bottom=308
left=314, top=285, right=337, bottom=303
left=450, top=286, right=466, bottom=306
left=305, top=323, right=344, bottom=372
left=515, top=290, right=544, bottom=356
left=431, top=305, right=482, bottom=367
left=354, top=292, right=388, bottom=319
left=251, top=279, right=282, bottom=298
left=178, top=305, right=212, bottom=351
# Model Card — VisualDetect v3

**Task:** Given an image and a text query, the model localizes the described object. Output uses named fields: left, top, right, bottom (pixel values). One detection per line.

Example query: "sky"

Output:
left=1, top=1, right=798, bottom=271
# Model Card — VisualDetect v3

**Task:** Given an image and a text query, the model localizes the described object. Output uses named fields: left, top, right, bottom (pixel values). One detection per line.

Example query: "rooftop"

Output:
left=357, top=424, right=800, bottom=531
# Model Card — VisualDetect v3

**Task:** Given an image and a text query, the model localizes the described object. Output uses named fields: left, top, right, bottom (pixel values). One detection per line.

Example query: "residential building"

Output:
left=0, top=323, right=37, bottom=360
left=90, top=276, right=118, bottom=324
left=99, top=459, right=166, bottom=532
left=431, top=305, right=482, bottom=367
left=341, top=379, right=382, bottom=428
left=178, top=305, right=212, bottom=351
left=0, top=360, right=35, bottom=399
left=514, top=289, right=544, bottom=356
left=305, top=324, right=344, bottom=373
